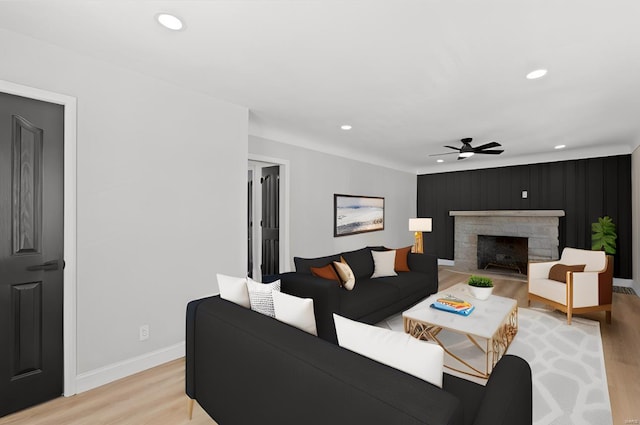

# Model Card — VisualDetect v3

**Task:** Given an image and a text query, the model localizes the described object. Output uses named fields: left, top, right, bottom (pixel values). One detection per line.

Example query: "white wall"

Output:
left=632, top=146, right=640, bottom=295
left=249, top=135, right=417, bottom=268
left=0, top=29, right=248, bottom=380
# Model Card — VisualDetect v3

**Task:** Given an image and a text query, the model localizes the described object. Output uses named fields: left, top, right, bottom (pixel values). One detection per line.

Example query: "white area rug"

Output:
left=378, top=307, right=612, bottom=425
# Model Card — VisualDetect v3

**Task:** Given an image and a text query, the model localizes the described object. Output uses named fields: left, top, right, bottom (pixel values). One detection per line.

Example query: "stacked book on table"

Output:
left=431, top=294, right=475, bottom=316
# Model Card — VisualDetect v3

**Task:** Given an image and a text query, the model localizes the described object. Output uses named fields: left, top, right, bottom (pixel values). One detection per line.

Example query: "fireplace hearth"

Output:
left=477, top=235, right=528, bottom=274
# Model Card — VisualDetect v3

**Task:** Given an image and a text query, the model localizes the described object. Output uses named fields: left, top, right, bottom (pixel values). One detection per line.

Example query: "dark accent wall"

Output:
left=417, top=155, right=631, bottom=278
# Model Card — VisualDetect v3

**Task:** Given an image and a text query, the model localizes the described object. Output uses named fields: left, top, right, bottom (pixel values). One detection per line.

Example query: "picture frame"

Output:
left=334, top=194, right=385, bottom=237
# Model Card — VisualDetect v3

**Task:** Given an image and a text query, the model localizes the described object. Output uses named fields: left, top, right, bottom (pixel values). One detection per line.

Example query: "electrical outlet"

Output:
left=139, top=324, right=149, bottom=341
left=522, top=190, right=528, bottom=199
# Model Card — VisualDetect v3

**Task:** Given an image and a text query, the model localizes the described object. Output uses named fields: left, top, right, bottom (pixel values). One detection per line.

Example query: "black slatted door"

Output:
left=0, top=92, right=64, bottom=417
left=261, top=166, right=279, bottom=277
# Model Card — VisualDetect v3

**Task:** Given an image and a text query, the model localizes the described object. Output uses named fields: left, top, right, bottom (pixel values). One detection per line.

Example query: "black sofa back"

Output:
left=186, top=296, right=532, bottom=425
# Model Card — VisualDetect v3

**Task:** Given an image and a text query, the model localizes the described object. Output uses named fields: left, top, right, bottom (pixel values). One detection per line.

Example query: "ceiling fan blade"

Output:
left=475, top=149, right=504, bottom=155
left=428, top=152, right=458, bottom=157
left=473, top=141, right=501, bottom=151
left=443, top=145, right=462, bottom=151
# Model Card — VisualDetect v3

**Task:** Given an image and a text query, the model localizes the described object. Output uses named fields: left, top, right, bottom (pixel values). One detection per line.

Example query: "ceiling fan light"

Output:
left=157, top=13, right=184, bottom=31
left=526, top=69, right=548, bottom=80
left=459, top=152, right=474, bottom=158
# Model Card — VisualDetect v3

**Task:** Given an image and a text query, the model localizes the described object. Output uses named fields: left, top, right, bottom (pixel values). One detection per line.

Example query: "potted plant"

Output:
left=467, top=275, right=494, bottom=300
left=592, top=216, right=617, bottom=255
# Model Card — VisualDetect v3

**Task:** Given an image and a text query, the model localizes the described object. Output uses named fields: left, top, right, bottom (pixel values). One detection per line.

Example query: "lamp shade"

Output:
left=409, top=218, right=432, bottom=232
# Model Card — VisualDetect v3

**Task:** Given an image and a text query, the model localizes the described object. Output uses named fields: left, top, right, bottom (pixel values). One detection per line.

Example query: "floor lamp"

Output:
left=409, top=218, right=432, bottom=254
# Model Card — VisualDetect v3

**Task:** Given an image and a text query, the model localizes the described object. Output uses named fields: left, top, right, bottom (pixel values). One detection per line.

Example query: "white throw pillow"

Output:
left=272, top=291, right=318, bottom=336
left=371, top=250, right=398, bottom=278
left=333, top=260, right=356, bottom=290
left=333, top=314, right=444, bottom=387
left=217, top=273, right=250, bottom=308
left=246, top=278, right=281, bottom=317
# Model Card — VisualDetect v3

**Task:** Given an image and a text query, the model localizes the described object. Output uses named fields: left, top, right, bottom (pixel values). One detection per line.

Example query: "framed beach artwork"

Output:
left=334, top=194, right=385, bottom=237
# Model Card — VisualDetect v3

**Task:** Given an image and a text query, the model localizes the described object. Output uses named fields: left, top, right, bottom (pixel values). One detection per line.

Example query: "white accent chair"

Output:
left=528, top=247, right=613, bottom=324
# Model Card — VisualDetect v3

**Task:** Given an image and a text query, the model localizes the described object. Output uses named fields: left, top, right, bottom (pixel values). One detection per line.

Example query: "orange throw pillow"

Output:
left=548, top=264, right=586, bottom=283
left=393, top=246, right=412, bottom=272
left=311, top=263, right=341, bottom=282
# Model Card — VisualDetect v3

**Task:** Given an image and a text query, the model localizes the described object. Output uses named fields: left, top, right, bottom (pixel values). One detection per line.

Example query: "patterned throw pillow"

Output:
left=246, top=278, right=281, bottom=317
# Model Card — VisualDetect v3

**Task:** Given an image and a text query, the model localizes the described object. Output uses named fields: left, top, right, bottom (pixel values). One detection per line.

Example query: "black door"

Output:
left=0, top=92, right=64, bottom=417
left=261, top=166, right=279, bottom=277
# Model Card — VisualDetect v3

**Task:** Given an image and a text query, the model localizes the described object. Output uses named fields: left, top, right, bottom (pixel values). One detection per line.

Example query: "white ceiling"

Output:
left=1, top=0, right=638, bottom=173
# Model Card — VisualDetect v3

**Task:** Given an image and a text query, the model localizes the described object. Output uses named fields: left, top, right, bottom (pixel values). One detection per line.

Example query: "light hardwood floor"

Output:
left=1, top=267, right=638, bottom=425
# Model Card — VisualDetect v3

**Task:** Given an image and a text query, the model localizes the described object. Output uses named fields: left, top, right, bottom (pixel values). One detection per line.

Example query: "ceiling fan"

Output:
left=430, top=138, right=504, bottom=160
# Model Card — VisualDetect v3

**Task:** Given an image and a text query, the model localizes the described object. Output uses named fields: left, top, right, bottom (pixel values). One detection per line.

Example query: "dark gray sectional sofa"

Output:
left=278, top=246, right=439, bottom=342
left=185, top=296, right=533, bottom=425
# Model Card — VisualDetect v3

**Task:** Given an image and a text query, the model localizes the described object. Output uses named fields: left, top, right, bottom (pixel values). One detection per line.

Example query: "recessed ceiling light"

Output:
left=437, top=159, right=444, bottom=163
left=555, top=144, right=566, bottom=149
left=157, top=13, right=184, bottom=31
left=526, top=69, right=548, bottom=80
left=340, top=124, right=352, bottom=131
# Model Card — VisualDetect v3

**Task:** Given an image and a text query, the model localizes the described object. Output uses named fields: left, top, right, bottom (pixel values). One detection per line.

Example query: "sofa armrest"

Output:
left=472, top=355, right=532, bottom=425
left=185, top=296, right=217, bottom=400
left=279, top=272, right=342, bottom=343
left=407, top=252, right=438, bottom=276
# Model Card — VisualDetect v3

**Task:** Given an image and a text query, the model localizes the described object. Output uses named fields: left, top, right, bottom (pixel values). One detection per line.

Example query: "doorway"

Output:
left=0, top=80, right=77, bottom=402
left=247, top=155, right=290, bottom=281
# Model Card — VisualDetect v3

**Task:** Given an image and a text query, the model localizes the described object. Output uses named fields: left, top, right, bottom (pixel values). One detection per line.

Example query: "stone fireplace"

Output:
left=450, top=210, right=565, bottom=273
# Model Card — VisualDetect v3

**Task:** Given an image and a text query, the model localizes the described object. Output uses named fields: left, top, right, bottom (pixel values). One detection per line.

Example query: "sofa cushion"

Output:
left=340, top=279, right=399, bottom=318
left=371, top=250, right=398, bottom=278
left=376, top=272, right=431, bottom=299
left=334, top=314, right=444, bottom=387
left=294, top=254, right=341, bottom=275
left=341, top=247, right=376, bottom=279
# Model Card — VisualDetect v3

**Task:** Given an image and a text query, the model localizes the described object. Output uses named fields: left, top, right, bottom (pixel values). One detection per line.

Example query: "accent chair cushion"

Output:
left=548, top=264, right=586, bottom=283
left=371, top=250, right=398, bottom=278
left=333, top=314, right=444, bottom=387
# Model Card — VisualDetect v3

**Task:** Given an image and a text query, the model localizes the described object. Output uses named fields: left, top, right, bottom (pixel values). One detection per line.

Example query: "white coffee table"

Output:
left=403, top=283, right=518, bottom=379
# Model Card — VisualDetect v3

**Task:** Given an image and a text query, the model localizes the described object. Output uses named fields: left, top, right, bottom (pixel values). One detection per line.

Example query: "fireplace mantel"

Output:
left=450, top=210, right=564, bottom=272
left=450, top=210, right=565, bottom=217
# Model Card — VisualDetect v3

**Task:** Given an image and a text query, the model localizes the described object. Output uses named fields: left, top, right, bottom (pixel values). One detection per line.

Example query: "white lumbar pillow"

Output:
left=333, top=314, right=444, bottom=387
left=246, top=277, right=281, bottom=317
left=371, top=250, right=398, bottom=278
left=217, top=273, right=250, bottom=308
left=272, top=291, right=318, bottom=336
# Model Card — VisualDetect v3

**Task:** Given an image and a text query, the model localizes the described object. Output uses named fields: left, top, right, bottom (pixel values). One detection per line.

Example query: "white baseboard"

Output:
left=438, top=259, right=454, bottom=266
left=613, top=278, right=634, bottom=288
left=75, top=342, right=185, bottom=394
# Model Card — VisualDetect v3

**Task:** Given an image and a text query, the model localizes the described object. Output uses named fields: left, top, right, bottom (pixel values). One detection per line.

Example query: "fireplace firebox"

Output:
left=477, top=235, right=528, bottom=275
